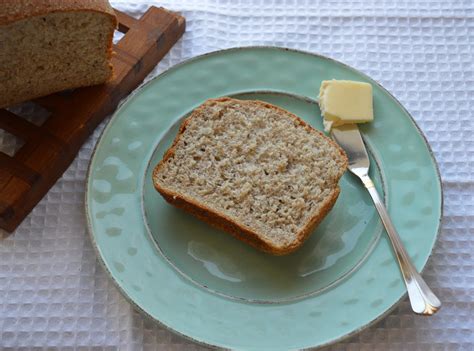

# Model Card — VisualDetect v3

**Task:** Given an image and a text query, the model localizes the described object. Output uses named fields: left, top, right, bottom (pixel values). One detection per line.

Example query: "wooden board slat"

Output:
left=34, top=94, right=71, bottom=112
left=0, top=153, right=40, bottom=184
left=0, top=110, right=39, bottom=140
left=0, top=7, right=185, bottom=232
left=115, top=10, right=139, bottom=32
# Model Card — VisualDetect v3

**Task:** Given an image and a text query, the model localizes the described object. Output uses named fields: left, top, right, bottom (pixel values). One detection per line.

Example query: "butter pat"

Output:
left=319, top=80, right=373, bottom=132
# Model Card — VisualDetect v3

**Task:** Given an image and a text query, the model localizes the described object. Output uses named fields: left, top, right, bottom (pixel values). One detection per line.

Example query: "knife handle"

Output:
left=360, top=175, right=441, bottom=315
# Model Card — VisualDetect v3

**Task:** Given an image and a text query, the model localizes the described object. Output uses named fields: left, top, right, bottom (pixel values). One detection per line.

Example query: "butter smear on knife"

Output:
left=318, top=80, right=373, bottom=132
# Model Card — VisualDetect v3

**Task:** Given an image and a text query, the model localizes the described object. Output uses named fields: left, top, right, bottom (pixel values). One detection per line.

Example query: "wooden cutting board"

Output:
left=0, top=7, right=185, bottom=232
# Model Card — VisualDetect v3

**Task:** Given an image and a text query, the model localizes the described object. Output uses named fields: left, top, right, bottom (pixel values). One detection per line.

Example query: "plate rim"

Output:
left=85, top=46, right=444, bottom=350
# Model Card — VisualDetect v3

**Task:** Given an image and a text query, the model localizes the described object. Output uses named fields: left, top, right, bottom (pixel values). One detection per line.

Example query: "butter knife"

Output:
left=331, top=124, right=441, bottom=315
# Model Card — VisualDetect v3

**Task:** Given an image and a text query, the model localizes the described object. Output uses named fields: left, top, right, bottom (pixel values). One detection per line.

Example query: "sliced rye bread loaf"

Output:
left=0, top=0, right=117, bottom=108
left=153, top=97, right=348, bottom=255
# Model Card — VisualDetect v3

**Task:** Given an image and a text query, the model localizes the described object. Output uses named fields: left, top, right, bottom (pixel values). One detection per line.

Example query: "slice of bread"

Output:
left=0, top=0, right=117, bottom=108
left=153, top=97, right=348, bottom=255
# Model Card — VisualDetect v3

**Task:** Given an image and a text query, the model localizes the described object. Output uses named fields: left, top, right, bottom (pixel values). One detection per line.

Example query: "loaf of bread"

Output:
left=0, top=0, right=117, bottom=108
left=153, top=98, right=348, bottom=255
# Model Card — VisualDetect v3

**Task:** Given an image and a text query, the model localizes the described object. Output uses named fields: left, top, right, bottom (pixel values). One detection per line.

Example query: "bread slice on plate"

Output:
left=153, top=97, right=348, bottom=255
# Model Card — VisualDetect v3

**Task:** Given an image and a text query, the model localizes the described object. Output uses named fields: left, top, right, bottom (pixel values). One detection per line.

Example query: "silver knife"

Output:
left=331, top=124, right=441, bottom=315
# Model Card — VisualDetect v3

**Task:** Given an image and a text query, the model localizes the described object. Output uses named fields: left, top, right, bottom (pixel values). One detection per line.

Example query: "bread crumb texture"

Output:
left=154, top=98, right=347, bottom=249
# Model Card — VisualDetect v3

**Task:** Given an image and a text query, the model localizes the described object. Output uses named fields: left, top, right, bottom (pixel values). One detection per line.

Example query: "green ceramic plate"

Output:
left=86, top=47, right=442, bottom=350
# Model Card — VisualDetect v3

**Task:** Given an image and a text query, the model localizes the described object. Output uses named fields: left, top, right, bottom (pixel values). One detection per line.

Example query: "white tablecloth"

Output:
left=1, top=0, right=473, bottom=349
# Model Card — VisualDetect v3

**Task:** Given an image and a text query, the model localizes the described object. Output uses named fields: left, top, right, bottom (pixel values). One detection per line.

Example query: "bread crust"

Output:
left=153, top=97, right=348, bottom=255
left=0, top=0, right=116, bottom=26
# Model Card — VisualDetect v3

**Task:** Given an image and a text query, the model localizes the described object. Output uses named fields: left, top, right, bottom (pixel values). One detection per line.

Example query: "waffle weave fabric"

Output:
left=0, top=0, right=472, bottom=349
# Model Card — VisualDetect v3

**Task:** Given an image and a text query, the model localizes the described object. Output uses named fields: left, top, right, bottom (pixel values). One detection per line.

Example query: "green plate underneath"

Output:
left=86, top=47, right=442, bottom=350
